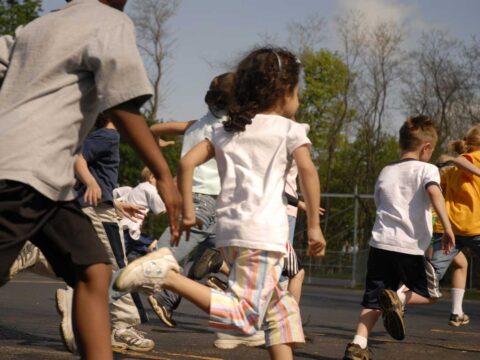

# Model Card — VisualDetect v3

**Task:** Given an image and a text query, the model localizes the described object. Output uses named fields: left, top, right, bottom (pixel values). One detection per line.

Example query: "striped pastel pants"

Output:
left=209, top=246, right=305, bottom=347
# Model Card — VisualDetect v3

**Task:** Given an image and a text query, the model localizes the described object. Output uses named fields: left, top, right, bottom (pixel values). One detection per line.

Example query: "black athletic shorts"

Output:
left=362, top=246, right=441, bottom=309
left=0, top=180, right=110, bottom=287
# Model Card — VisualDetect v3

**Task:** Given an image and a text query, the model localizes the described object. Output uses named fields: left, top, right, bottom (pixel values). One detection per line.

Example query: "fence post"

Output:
left=352, top=185, right=359, bottom=288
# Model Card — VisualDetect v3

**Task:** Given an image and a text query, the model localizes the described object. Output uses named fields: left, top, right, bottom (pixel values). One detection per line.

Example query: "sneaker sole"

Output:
left=147, top=296, right=176, bottom=328
left=55, top=289, right=76, bottom=353
left=114, top=248, right=175, bottom=292
left=378, top=289, right=405, bottom=340
left=449, top=319, right=470, bottom=326
left=112, top=342, right=155, bottom=352
left=214, top=339, right=265, bottom=349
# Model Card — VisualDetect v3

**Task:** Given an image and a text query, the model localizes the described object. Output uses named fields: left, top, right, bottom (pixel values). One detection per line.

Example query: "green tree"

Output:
left=0, top=0, right=41, bottom=35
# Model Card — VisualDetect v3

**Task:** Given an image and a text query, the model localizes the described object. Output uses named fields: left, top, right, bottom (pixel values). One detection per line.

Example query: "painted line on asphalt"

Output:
left=10, top=279, right=63, bottom=284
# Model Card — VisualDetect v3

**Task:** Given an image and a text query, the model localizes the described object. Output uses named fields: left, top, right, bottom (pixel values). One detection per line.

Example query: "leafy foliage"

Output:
left=0, top=0, right=41, bottom=35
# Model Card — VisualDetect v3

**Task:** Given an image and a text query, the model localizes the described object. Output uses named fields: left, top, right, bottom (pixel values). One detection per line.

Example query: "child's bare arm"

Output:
left=74, top=154, right=101, bottom=206
left=427, top=184, right=455, bottom=253
left=150, top=120, right=197, bottom=136
left=453, top=155, right=480, bottom=177
left=177, top=139, right=215, bottom=244
left=293, top=145, right=326, bottom=256
left=106, top=100, right=182, bottom=242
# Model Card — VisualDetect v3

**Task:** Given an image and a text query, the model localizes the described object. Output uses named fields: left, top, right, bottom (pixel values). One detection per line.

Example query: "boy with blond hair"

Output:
left=343, top=115, right=455, bottom=360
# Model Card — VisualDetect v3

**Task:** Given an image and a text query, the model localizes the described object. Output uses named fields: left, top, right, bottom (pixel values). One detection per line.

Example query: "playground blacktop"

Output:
left=1, top=273, right=479, bottom=359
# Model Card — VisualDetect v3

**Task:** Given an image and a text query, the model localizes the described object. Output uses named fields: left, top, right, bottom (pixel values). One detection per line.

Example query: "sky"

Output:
left=42, top=0, right=480, bottom=128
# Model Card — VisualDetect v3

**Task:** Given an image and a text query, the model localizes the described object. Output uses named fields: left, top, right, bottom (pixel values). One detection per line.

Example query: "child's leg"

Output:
left=268, top=344, right=294, bottom=360
left=74, top=263, right=113, bottom=360
left=354, top=308, right=382, bottom=342
left=450, top=251, right=468, bottom=318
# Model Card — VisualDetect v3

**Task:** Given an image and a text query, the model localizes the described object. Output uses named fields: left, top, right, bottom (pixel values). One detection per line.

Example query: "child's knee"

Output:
left=77, top=262, right=112, bottom=286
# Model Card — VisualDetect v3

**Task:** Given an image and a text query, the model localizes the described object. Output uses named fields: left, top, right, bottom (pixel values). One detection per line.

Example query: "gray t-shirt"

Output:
left=0, top=0, right=153, bottom=201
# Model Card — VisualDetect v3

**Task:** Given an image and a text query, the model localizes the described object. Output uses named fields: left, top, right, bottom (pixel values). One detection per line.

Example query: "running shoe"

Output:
left=114, top=248, right=180, bottom=293
left=111, top=327, right=155, bottom=352
left=343, top=342, right=370, bottom=360
left=192, top=248, right=224, bottom=280
left=147, top=295, right=176, bottom=328
left=378, top=289, right=405, bottom=340
left=449, top=313, right=470, bottom=327
left=55, top=287, right=77, bottom=353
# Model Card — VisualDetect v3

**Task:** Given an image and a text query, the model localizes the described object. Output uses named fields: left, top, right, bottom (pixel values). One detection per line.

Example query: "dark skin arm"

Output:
left=106, top=100, right=182, bottom=242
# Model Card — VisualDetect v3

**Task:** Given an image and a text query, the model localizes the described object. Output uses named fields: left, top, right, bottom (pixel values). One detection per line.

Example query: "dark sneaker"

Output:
left=343, top=343, right=370, bottom=360
left=148, top=295, right=176, bottom=328
left=206, top=275, right=228, bottom=291
left=192, top=248, right=224, bottom=280
left=378, top=289, right=405, bottom=340
left=449, top=313, right=470, bottom=327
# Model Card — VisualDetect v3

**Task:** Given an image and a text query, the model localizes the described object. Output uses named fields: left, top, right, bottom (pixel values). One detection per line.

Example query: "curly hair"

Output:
left=448, top=124, right=480, bottom=154
left=223, top=47, right=301, bottom=133
left=204, top=72, right=235, bottom=115
left=399, top=115, right=438, bottom=151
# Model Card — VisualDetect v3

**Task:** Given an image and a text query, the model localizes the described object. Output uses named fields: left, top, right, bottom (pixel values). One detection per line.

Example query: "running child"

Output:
left=115, top=166, right=166, bottom=261
left=430, top=125, right=480, bottom=327
left=114, top=47, right=326, bottom=360
left=0, top=1, right=180, bottom=358
left=343, top=115, right=455, bottom=360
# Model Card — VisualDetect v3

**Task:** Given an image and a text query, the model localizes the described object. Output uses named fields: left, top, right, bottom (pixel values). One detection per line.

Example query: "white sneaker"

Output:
left=114, top=248, right=180, bottom=293
left=111, top=327, right=155, bottom=352
left=214, top=330, right=265, bottom=349
left=55, top=287, right=77, bottom=353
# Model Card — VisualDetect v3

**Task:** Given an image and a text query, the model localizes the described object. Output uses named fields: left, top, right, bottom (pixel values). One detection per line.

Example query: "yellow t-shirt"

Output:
left=436, top=151, right=480, bottom=236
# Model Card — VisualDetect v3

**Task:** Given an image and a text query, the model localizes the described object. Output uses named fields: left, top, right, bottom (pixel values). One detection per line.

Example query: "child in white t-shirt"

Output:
left=114, top=167, right=166, bottom=259
left=343, top=115, right=455, bottom=360
left=114, top=47, right=326, bottom=360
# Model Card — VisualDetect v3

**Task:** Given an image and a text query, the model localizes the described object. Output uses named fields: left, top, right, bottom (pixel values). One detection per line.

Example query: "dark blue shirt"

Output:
left=76, top=128, right=120, bottom=207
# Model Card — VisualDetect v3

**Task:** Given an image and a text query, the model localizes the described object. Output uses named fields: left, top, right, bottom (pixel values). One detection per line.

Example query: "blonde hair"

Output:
left=399, top=115, right=438, bottom=151
left=141, top=167, right=153, bottom=182
left=449, top=124, right=480, bottom=154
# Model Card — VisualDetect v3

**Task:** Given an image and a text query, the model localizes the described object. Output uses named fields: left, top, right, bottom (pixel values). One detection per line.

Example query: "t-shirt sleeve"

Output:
left=286, top=123, right=311, bottom=155
left=0, top=34, right=14, bottom=84
left=85, top=17, right=153, bottom=112
left=423, top=164, right=441, bottom=189
left=147, top=188, right=166, bottom=215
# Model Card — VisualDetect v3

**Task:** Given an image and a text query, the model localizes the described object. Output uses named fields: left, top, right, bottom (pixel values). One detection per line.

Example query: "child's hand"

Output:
left=306, top=226, right=326, bottom=256
left=147, top=239, right=158, bottom=253
left=442, top=228, right=456, bottom=254
left=114, top=200, right=146, bottom=222
left=84, top=179, right=102, bottom=206
left=158, top=138, right=175, bottom=148
left=177, top=212, right=203, bottom=245
left=298, top=201, right=325, bottom=216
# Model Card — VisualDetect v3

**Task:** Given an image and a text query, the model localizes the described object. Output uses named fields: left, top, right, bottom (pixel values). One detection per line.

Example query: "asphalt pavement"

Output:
left=1, top=273, right=479, bottom=359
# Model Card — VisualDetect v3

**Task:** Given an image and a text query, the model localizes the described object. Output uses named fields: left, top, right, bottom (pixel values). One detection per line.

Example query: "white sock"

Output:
left=451, top=288, right=465, bottom=315
left=352, top=335, right=367, bottom=349
left=397, top=285, right=407, bottom=305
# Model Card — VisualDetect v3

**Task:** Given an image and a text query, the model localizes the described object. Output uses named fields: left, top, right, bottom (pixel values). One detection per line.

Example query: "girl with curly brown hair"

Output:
left=114, top=47, right=326, bottom=360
